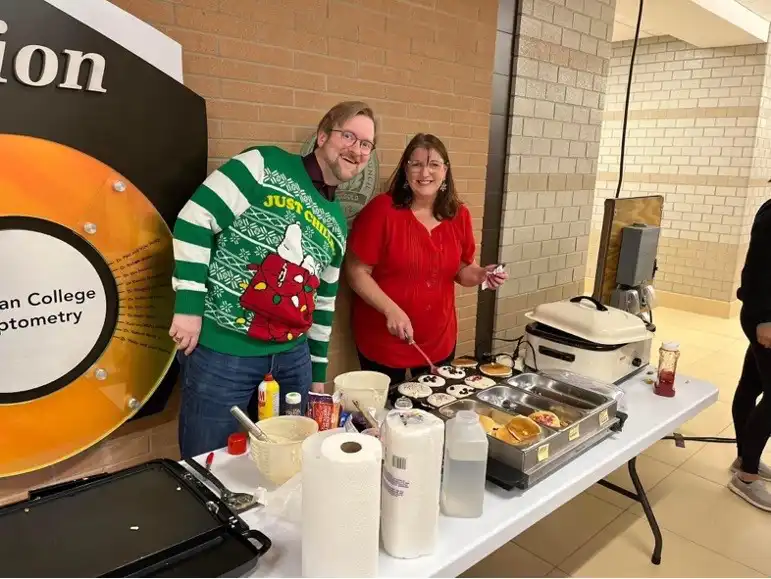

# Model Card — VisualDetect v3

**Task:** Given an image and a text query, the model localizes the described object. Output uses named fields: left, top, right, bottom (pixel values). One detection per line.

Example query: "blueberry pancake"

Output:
left=446, top=384, right=475, bottom=398
left=427, top=392, right=456, bottom=408
left=464, top=375, right=496, bottom=389
left=397, top=382, right=432, bottom=399
left=436, top=365, right=466, bottom=380
left=416, top=374, right=446, bottom=387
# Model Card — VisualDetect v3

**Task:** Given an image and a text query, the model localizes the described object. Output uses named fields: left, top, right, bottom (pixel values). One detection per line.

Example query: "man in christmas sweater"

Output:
left=169, top=101, right=377, bottom=457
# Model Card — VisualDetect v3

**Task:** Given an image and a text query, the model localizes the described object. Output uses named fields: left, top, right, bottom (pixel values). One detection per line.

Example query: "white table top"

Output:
left=197, top=372, right=717, bottom=578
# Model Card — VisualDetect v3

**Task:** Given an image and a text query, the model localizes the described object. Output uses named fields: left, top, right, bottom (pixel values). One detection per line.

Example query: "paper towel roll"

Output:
left=380, top=409, right=445, bottom=559
left=301, top=431, right=382, bottom=577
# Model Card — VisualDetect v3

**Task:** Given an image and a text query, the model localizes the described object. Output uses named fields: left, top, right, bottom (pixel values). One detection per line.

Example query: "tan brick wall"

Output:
left=495, top=0, right=616, bottom=345
left=0, top=0, right=498, bottom=503
left=589, top=37, right=767, bottom=304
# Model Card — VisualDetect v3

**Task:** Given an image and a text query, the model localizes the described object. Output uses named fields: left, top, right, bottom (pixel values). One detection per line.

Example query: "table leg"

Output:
left=597, top=457, right=663, bottom=565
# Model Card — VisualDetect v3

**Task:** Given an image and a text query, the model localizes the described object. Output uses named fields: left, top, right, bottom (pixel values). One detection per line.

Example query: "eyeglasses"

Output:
left=330, top=129, right=375, bottom=154
left=406, top=160, right=447, bottom=172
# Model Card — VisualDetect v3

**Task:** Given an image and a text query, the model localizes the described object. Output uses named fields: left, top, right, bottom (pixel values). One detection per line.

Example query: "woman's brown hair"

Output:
left=388, top=133, right=461, bottom=220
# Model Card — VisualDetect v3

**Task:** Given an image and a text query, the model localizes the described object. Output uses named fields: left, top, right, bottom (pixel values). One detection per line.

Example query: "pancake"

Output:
left=436, top=365, right=466, bottom=380
left=427, top=392, right=456, bottom=408
left=464, top=375, right=496, bottom=389
left=416, top=374, right=446, bottom=387
left=478, top=414, right=500, bottom=434
left=505, top=416, right=541, bottom=443
left=479, top=362, right=513, bottom=378
left=450, top=357, right=478, bottom=368
left=529, top=410, right=562, bottom=429
left=397, top=382, right=432, bottom=399
left=446, top=384, right=475, bottom=398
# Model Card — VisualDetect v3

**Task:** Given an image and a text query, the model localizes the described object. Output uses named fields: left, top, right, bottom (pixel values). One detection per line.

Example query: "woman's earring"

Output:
left=403, top=181, right=409, bottom=189
left=440, top=181, right=447, bottom=192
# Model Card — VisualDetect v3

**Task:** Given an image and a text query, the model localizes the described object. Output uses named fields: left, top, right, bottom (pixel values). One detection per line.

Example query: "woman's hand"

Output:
left=169, top=314, right=203, bottom=356
left=385, top=306, right=414, bottom=342
left=483, top=264, right=508, bottom=290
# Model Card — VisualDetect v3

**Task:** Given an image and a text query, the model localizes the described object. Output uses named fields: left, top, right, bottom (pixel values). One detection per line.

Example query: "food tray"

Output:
left=435, top=399, right=564, bottom=473
left=479, top=385, right=608, bottom=445
left=505, top=373, right=618, bottom=436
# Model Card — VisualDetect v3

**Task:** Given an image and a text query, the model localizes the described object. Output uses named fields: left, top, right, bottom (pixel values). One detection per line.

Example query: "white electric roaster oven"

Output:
left=523, top=296, right=654, bottom=384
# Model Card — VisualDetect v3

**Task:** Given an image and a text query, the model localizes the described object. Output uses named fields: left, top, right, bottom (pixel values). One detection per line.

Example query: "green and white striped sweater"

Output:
left=171, top=145, right=347, bottom=383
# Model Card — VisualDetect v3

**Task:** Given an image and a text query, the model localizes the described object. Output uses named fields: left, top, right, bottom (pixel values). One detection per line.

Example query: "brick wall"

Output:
left=495, top=0, right=617, bottom=344
left=0, top=0, right=498, bottom=504
left=589, top=37, right=766, bottom=307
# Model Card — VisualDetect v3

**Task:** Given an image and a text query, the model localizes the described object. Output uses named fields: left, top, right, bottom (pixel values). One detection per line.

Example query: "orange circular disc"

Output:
left=0, top=134, right=176, bottom=477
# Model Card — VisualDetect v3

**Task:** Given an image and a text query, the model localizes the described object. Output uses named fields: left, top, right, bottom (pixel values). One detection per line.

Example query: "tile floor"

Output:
left=463, top=307, right=771, bottom=578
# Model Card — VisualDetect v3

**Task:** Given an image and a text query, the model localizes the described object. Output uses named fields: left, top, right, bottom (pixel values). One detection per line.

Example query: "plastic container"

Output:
left=440, top=410, right=488, bottom=518
left=249, top=415, right=319, bottom=485
left=655, top=341, right=680, bottom=398
left=284, top=392, right=302, bottom=415
left=333, top=370, right=390, bottom=412
left=258, top=374, right=280, bottom=421
left=394, top=397, right=413, bottom=410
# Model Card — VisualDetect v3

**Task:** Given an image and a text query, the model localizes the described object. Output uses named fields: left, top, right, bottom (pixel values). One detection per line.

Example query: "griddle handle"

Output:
left=246, top=529, right=273, bottom=557
left=29, top=472, right=112, bottom=500
left=569, top=296, right=608, bottom=312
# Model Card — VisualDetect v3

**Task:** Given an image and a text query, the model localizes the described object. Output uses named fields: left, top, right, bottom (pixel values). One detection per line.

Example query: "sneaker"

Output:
left=728, top=474, right=771, bottom=512
left=730, top=458, right=771, bottom=482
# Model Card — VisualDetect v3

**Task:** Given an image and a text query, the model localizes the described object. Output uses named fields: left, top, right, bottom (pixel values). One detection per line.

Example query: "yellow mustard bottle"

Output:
left=257, top=373, right=280, bottom=421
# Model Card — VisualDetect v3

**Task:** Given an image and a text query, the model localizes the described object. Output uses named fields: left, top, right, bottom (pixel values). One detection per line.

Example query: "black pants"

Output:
left=732, top=309, right=771, bottom=475
left=357, top=348, right=456, bottom=386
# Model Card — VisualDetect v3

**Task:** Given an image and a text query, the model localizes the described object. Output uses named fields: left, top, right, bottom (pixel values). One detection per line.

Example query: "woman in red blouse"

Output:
left=346, top=133, right=507, bottom=383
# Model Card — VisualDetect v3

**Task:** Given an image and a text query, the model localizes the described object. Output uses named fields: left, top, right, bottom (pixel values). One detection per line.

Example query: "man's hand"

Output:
left=757, top=323, right=771, bottom=348
left=311, top=382, right=326, bottom=394
left=169, top=314, right=203, bottom=356
left=385, top=306, right=414, bottom=341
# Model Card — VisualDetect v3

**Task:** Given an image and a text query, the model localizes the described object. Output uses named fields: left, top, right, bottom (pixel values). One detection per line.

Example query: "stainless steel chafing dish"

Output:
left=431, top=371, right=622, bottom=488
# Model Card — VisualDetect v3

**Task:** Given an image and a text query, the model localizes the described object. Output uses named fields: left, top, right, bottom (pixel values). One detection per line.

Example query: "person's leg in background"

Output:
left=728, top=311, right=771, bottom=511
left=272, top=341, right=313, bottom=416
left=357, top=349, right=408, bottom=385
left=178, top=346, right=270, bottom=458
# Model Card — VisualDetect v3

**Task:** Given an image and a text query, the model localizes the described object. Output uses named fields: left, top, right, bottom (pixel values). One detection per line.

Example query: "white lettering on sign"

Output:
left=0, top=229, right=108, bottom=394
left=0, top=19, right=107, bottom=93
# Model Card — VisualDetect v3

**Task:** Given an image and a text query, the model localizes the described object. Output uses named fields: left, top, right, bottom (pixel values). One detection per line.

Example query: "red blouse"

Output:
left=348, top=193, right=476, bottom=368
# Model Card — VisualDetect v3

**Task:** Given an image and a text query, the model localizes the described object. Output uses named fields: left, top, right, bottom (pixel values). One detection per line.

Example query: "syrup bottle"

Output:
left=654, top=342, right=680, bottom=398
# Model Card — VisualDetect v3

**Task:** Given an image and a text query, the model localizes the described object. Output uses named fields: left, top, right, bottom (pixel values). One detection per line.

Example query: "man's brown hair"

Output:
left=315, top=101, right=377, bottom=148
left=388, top=133, right=460, bottom=221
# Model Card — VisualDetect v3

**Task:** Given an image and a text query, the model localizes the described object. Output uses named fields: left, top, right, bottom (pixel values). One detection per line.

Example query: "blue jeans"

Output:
left=177, top=341, right=312, bottom=457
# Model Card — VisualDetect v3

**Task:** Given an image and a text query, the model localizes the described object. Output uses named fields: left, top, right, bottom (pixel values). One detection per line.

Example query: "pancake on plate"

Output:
left=479, top=362, right=513, bottom=378
left=436, top=365, right=466, bottom=380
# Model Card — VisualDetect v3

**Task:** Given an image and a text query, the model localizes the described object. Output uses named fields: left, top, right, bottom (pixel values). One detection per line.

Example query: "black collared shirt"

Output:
left=302, top=152, right=337, bottom=201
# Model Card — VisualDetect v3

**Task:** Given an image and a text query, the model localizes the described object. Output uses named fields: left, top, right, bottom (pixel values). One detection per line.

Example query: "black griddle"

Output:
left=0, top=459, right=271, bottom=577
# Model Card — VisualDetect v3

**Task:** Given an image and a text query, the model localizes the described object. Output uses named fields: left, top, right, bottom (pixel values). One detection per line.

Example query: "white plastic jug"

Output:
left=333, top=370, right=390, bottom=412
left=441, top=410, right=488, bottom=518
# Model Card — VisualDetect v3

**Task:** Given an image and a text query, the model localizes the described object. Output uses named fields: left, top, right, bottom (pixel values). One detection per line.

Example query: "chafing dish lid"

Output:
left=525, top=296, right=652, bottom=345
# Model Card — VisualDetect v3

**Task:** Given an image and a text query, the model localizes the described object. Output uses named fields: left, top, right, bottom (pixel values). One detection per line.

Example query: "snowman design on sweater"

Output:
left=239, top=223, right=320, bottom=342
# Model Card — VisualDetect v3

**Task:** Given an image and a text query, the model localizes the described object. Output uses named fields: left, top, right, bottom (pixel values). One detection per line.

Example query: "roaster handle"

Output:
left=246, top=529, right=273, bottom=557
left=569, top=296, right=608, bottom=311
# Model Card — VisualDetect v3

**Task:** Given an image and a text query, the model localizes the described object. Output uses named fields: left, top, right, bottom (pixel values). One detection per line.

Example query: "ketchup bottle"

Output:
left=655, top=342, right=680, bottom=397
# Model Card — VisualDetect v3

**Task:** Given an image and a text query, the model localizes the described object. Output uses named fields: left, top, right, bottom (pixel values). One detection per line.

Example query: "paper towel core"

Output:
left=341, top=441, right=362, bottom=453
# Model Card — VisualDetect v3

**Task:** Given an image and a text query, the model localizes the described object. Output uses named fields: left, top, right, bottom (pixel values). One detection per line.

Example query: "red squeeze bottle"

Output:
left=655, top=342, right=680, bottom=397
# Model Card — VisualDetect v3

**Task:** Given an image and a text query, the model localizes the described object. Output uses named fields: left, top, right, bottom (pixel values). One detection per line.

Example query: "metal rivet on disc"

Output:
left=95, top=368, right=108, bottom=381
left=112, top=180, right=126, bottom=192
left=84, top=222, right=97, bottom=235
left=128, top=397, right=140, bottom=410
